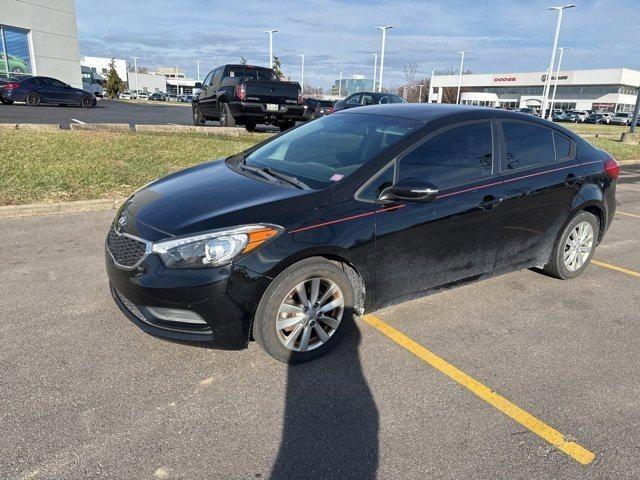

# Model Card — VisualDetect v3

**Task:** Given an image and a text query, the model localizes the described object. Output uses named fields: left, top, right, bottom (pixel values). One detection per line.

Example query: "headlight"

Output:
left=152, top=224, right=282, bottom=269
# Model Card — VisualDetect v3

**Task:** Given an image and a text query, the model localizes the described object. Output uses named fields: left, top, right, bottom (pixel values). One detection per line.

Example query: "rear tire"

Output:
left=192, top=103, right=205, bottom=125
left=253, top=257, right=355, bottom=364
left=244, top=121, right=257, bottom=132
left=219, top=103, right=235, bottom=127
left=1, top=97, right=14, bottom=105
left=26, top=91, right=42, bottom=107
left=543, top=211, right=599, bottom=280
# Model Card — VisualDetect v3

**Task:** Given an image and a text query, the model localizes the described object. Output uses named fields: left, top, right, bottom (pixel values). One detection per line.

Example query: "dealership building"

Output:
left=429, top=68, right=640, bottom=113
left=0, top=0, right=81, bottom=88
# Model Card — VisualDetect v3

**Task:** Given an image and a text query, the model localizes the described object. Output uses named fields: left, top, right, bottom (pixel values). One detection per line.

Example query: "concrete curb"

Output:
left=0, top=198, right=125, bottom=220
left=135, top=124, right=242, bottom=137
left=70, top=123, right=132, bottom=132
left=0, top=123, right=18, bottom=130
left=18, top=123, right=62, bottom=131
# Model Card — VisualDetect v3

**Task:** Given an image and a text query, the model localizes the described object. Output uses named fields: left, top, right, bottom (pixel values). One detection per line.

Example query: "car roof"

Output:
left=334, top=103, right=502, bottom=122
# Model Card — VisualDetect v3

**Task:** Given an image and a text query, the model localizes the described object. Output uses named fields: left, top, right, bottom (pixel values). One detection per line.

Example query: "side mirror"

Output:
left=378, top=178, right=438, bottom=203
left=194, top=82, right=202, bottom=89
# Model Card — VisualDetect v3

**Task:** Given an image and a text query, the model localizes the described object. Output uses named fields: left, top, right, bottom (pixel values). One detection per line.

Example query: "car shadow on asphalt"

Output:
left=270, top=319, right=379, bottom=479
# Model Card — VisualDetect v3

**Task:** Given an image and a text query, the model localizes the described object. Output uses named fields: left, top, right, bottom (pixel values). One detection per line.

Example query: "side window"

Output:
left=362, top=94, right=374, bottom=105
left=553, top=132, right=573, bottom=160
left=202, top=71, right=213, bottom=87
left=211, top=68, right=223, bottom=87
left=502, top=122, right=555, bottom=170
left=357, top=162, right=395, bottom=202
left=379, top=95, right=391, bottom=104
left=398, top=122, right=493, bottom=189
left=346, top=94, right=362, bottom=105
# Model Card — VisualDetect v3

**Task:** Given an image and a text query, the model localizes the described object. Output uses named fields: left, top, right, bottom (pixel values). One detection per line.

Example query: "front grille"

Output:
left=106, top=228, right=147, bottom=267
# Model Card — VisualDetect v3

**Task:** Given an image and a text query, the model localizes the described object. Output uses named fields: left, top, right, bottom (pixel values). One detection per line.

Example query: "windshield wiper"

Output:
left=263, top=168, right=311, bottom=190
left=237, top=162, right=279, bottom=182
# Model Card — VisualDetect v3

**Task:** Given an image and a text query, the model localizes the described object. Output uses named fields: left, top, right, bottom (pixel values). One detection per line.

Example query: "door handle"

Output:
left=479, top=195, right=504, bottom=211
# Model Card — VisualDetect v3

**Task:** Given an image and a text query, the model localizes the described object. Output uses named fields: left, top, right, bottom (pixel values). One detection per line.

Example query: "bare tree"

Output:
left=402, top=62, right=417, bottom=86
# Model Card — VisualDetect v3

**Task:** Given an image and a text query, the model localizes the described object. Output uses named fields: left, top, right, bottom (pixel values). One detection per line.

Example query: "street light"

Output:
left=456, top=51, right=466, bottom=105
left=338, top=68, right=343, bottom=98
left=194, top=60, right=203, bottom=82
left=299, top=54, right=305, bottom=92
left=132, top=56, right=139, bottom=95
left=428, top=67, right=436, bottom=103
left=174, top=65, right=179, bottom=96
left=549, top=47, right=567, bottom=118
left=376, top=26, right=394, bottom=92
left=541, top=4, right=575, bottom=119
left=372, top=53, right=378, bottom=92
left=418, top=84, right=424, bottom=103
left=265, top=29, right=277, bottom=69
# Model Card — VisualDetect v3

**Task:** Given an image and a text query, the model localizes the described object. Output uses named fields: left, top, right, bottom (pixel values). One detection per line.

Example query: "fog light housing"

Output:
left=145, top=306, right=207, bottom=325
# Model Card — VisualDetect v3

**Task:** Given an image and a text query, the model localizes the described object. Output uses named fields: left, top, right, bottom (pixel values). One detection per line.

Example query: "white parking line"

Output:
left=71, top=118, right=86, bottom=124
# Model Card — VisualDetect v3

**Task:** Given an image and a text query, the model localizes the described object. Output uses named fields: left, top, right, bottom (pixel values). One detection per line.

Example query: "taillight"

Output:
left=235, top=84, right=246, bottom=101
left=604, top=157, right=620, bottom=180
left=2, top=82, right=20, bottom=90
left=298, top=91, right=303, bottom=105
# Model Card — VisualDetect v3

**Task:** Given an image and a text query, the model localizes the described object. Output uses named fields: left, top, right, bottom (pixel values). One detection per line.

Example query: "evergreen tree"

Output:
left=272, top=56, right=284, bottom=79
left=105, top=58, right=124, bottom=99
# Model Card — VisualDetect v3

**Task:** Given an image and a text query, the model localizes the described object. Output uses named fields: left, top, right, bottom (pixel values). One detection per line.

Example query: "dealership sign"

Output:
left=493, top=76, right=517, bottom=83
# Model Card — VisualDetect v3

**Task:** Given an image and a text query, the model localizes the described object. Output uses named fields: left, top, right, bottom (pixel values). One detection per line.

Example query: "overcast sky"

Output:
left=76, top=0, right=640, bottom=88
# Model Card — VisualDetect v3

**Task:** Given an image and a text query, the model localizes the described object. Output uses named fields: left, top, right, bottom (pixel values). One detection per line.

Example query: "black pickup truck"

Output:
left=192, top=64, right=305, bottom=132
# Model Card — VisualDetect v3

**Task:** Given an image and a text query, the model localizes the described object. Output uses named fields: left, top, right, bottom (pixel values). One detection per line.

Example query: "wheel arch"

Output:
left=570, top=185, right=606, bottom=242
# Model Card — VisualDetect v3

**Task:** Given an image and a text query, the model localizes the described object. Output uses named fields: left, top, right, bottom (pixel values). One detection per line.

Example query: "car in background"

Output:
left=105, top=104, right=618, bottom=363
left=193, top=64, right=305, bottom=132
left=513, top=107, right=536, bottom=116
left=0, top=76, right=96, bottom=107
left=81, top=66, right=104, bottom=98
left=137, top=91, right=150, bottom=100
left=167, top=94, right=179, bottom=102
left=119, top=90, right=134, bottom=100
left=584, top=112, right=612, bottom=124
left=182, top=94, right=193, bottom=103
left=609, top=112, right=633, bottom=126
left=552, top=110, right=569, bottom=122
left=303, top=98, right=335, bottom=120
left=149, top=92, right=164, bottom=101
left=565, top=110, right=589, bottom=123
left=333, top=92, right=406, bottom=112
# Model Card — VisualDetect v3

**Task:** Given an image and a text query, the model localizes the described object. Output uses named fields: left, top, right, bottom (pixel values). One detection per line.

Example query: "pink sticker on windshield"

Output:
left=330, top=174, right=344, bottom=182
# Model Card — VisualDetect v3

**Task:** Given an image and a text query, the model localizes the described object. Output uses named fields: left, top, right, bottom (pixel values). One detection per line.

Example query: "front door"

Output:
left=494, top=120, right=583, bottom=271
left=373, top=120, right=506, bottom=303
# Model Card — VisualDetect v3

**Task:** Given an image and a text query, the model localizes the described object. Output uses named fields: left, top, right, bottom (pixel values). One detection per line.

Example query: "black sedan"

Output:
left=0, top=76, right=96, bottom=107
left=303, top=98, right=335, bottom=120
left=106, top=104, right=618, bottom=363
left=333, top=91, right=406, bottom=112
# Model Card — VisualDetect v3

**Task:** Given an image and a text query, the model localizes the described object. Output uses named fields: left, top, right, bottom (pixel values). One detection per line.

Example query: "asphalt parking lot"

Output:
left=0, top=99, right=280, bottom=132
left=1, top=164, right=640, bottom=479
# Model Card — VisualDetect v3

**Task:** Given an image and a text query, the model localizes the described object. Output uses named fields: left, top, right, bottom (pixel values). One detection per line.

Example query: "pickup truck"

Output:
left=192, top=64, right=305, bottom=132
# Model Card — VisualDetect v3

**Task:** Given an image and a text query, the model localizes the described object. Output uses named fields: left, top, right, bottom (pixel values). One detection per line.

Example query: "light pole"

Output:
left=456, top=51, right=466, bottom=104
left=338, top=68, right=343, bottom=98
left=265, top=29, right=277, bottom=69
left=194, top=60, right=202, bottom=82
left=541, top=4, right=575, bottom=119
left=132, top=56, right=139, bottom=94
left=376, top=26, right=394, bottom=92
left=372, top=53, right=378, bottom=92
left=174, top=65, right=179, bottom=96
left=418, top=84, right=424, bottom=103
left=630, top=90, right=640, bottom=134
left=299, top=54, right=305, bottom=92
left=549, top=47, right=566, bottom=118
left=428, top=67, right=435, bottom=103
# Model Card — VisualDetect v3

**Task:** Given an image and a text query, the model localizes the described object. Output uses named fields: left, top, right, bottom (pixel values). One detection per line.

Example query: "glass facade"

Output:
left=482, top=84, right=637, bottom=96
left=0, top=25, right=32, bottom=78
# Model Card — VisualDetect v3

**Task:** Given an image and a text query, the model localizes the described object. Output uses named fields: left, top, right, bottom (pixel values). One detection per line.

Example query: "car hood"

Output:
left=119, top=159, right=329, bottom=240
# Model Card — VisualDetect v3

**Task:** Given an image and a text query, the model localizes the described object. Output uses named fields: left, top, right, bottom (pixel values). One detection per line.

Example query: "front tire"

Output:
left=192, top=103, right=205, bottom=125
left=543, top=211, right=599, bottom=280
left=253, top=257, right=355, bottom=363
left=81, top=95, right=94, bottom=108
left=244, top=120, right=257, bottom=132
left=26, top=91, right=42, bottom=107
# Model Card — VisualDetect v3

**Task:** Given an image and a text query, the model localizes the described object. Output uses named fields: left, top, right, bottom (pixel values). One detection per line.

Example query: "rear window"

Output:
left=553, top=133, right=572, bottom=160
left=502, top=122, right=555, bottom=170
left=227, top=67, right=277, bottom=81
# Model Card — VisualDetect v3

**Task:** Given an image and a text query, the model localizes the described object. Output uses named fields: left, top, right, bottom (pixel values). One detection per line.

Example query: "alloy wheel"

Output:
left=563, top=221, right=594, bottom=271
left=27, top=92, right=41, bottom=106
left=276, top=277, right=344, bottom=352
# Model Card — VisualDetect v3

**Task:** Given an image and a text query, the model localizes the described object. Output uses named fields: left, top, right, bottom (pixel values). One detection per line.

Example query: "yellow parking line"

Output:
left=362, top=314, right=596, bottom=465
left=617, top=211, right=640, bottom=219
left=592, top=259, right=640, bottom=278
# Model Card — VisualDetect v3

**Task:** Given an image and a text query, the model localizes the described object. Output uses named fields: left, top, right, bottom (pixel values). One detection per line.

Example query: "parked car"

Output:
left=167, top=94, right=179, bottom=102
left=105, top=104, right=618, bottom=363
left=193, top=64, right=306, bottom=132
left=552, top=111, right=569, bottom=122
left=513, top=107, right=536, bottom=116
left=119, top=90, right=133, bottom=100
left=584, top=112, right=612, bottom=124
left=137, top=91, right=149, bottom=100
left=81, top=66, right=104, bottom=98
left=0, top=76, right=96, bottom=107
left=609, top=112, right=633, bottom=126
left=149, top=92, right=164, bottom=101
left=565, top=110, right=589, bottom=123
left=333, top=92, right=406, bottom=112
left=181, top=94, right=193, bottom=103
left=303, top=98, right=335, bottom=120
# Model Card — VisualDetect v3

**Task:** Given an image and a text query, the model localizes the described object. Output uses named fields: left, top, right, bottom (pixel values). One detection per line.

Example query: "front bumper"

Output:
left=106, top=248, right=272, bottom=349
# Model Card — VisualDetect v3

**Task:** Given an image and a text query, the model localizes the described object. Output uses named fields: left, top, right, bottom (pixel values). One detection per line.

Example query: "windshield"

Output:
left=243, top=113, right=421, bottom=189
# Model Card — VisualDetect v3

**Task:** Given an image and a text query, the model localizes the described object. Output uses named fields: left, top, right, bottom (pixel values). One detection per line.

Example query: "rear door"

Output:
left=372, top=119, right=507, bottom=302
left=494, top=120, right=582, bottom=271
left=33, top=78, right=59, bottom=103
